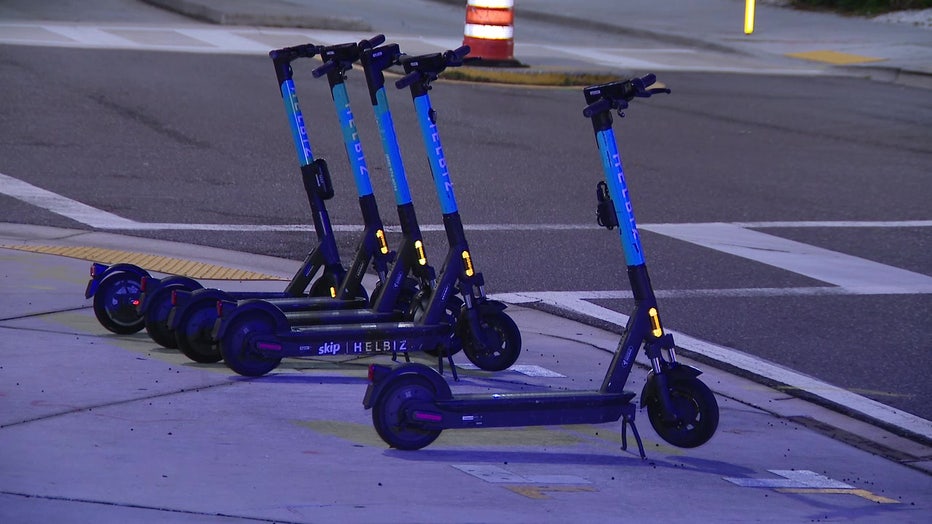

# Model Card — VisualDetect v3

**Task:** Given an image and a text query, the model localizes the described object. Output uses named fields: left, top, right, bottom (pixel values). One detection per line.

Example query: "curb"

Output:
left=140, top=0, right=372, bottom=31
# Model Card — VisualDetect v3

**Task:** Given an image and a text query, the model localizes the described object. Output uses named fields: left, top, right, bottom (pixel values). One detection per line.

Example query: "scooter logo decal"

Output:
left=318, top=341, right=341, bottom=355
left=621, top=344, right=636, bottom=368
left=351, top=340, right=408, bottom=353
left=342, top=102, right=371, bottom=190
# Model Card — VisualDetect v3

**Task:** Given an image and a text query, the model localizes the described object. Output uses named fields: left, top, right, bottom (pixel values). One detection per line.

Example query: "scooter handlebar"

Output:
left=444, top=45, right=471, bottom=66
left=312, top=34, right=387, bottom=78
left=359, top=34, right=386, bottom=51
left=394, top=46, right=471, bottom=89
left=269, top=43, right=319, bottom=62
left=582, top=74, right=670, bottom=117
left=312, top=60, right=336, bottom=78
left=395, top=71, right=422, bottom=89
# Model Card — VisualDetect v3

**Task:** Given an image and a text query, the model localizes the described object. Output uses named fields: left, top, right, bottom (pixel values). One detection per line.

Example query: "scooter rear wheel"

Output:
left=372, top=376, right=441, bottom=450
left=219, top=311, right=282, bottom=377
left=646, top=377, right=719, bottom=448
left=461, top=311, right=522, bottom=372
left=93, top=272, right=145, bottom=334
left=175, top=295, right=224, bottom=363
left=144, top=283, right=192, bottom=349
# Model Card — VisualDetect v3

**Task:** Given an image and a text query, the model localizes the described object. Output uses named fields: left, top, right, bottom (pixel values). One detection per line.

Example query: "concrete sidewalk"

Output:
left=1, top=223, right=930, bottom=522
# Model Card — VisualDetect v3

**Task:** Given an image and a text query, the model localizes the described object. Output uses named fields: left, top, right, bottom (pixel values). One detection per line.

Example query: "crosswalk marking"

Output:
left=641, top=222, right=932, bottom=294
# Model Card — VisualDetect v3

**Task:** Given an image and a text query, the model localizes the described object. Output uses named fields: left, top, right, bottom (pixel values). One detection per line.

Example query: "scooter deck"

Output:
left=282, top=308, right=403, bottom=324
left=428, top=391, right=637, bottom=429
left=251, top=321, right=452, bottom=358
left=167, top=290, right=367, bottom=331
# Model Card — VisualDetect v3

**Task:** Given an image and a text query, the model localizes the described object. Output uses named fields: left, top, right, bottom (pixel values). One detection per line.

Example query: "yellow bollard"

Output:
left=745, top=0, right=756, bottom=34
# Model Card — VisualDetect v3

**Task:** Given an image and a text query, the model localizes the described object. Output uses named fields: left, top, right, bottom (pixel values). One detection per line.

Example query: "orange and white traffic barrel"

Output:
left=462, top=0, right=522, bottom=66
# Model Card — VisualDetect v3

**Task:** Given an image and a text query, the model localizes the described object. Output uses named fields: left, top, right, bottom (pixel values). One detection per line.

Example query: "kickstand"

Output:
left=621, top=404, right=646, bottom=459
left=391, top=348, right=411, bottom=363
left=436, top=345, right=459, bottom=381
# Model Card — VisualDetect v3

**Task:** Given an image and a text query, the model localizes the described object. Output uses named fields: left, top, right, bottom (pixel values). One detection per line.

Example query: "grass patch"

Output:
left=791, top=0, right=932, bottom=16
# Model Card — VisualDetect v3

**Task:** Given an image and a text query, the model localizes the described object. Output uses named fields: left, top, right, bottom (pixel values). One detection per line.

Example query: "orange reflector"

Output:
left=376, top=229, right=389, bottom=255
left=415, top=240, right=427, bottom=266
left=462, top=250, right=474, bottom=277
left=648, top=307, right=663, bottom=338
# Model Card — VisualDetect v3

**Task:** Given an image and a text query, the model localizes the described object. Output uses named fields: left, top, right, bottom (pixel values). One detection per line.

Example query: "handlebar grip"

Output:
left=312, top=60, right=336, bottom=78
left=445, top=45, right=470, bottom=66
left=583, top=98, right=612, bottom=118
left=269, top=43, right=318, bottom=61
left=395, top=71, right=421, bottom=89
left=634, top=74, right=656, bottom=90
left=632, top=74, right=671, bottom=96
left=360, top=34, right=386, bottom=50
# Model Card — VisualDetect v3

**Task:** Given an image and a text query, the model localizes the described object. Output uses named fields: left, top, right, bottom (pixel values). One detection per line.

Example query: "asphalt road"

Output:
left=1, top=42, right=930, bottom=425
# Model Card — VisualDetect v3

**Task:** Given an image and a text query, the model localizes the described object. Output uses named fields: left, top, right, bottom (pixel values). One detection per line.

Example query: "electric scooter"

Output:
left=214, top=46, right=522, bottom=377
left=362, top=74, right=719, bottom=456
left=85, top=43, right=357, bottom=339
left=167, top=36, right=413, bottom=363
left=214, top=42, right=446, bottom=329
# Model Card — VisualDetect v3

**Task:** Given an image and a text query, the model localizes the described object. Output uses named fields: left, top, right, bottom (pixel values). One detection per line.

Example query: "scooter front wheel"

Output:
left=646, top=377, right=719, bottom=448
left=372, top=376, right=441, bottom=450
left=93, top=272, right=145, bottom=334
left=461, top=311, right=521, bottom=372
left=218, top=311, right=282, bottom=377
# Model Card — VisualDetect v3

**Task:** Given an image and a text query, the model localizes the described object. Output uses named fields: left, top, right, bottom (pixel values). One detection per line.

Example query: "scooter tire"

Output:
left=93, top=272, right=145, bottom=334
left=462, top=311, right=522, bottom=372
left=646, top=376, right=719, bottom=448
left=372, top=375, right=441, bottom=450
left=143, top=284, right=188, bottom=349
left=218, top=311, right=282, bottom=377
left=175, top=296, right=224, bottom=363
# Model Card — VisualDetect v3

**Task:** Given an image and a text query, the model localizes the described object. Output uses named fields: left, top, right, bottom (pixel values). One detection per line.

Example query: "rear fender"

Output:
left=86, top=263, right=149, bottom=298
left=139, top=275, right=203, bottom=312
left=168, top=288, right=235, bottom=330
left=214, top=299, right=290, bottom=340
left=363, top=362, right=453, bottom=409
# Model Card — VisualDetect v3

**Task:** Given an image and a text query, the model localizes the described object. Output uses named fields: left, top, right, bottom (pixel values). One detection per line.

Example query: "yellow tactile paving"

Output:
left=785, top=50, right=886, bottom=65
left=0, top=244, right=286, bottom=281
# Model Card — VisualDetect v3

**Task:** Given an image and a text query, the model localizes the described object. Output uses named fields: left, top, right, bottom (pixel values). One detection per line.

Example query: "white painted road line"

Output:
left=724, top=470, right=853, bottom=489
left=642, top=222, right=932, bottom=294
left=2, top=171, right=929, bottom=296
left=0, top=172, right=138, bottom=229
left=458, top=363, right=567, bottom=378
